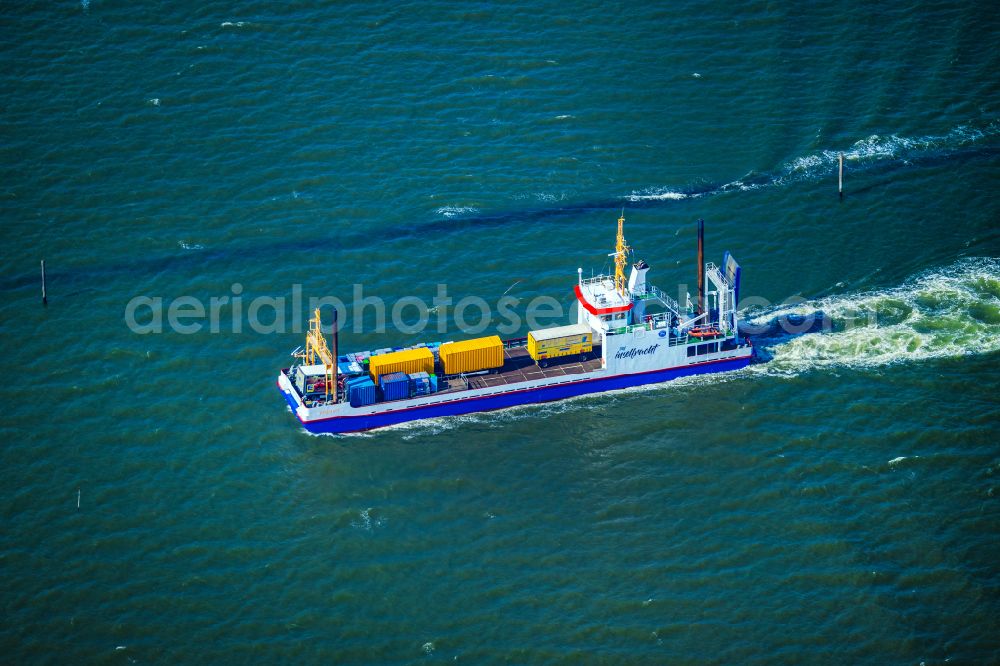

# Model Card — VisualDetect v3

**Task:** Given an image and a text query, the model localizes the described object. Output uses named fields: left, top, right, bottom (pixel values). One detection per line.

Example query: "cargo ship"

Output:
left=277, top=214, right=753, bottom=433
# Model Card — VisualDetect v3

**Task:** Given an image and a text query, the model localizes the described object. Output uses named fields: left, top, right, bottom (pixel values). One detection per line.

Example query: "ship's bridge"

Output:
left=575, top=275, right=634, bottom=317
left=574, top=213, right=692, bottom=342
left=575, top=274, right=633, bottom=337
left=575, top=270, right=688, bottom=336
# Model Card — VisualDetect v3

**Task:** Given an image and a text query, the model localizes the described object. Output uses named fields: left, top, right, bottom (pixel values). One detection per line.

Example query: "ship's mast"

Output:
left=614, top=210, right=630, bottom=297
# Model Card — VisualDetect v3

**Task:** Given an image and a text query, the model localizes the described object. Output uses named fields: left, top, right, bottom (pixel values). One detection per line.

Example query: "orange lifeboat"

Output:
left=688, top=326, right=721, bottom=339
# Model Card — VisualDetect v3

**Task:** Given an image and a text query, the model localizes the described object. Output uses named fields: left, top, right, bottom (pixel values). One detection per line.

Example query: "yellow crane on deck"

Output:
left=298, top=308, right=337, bottom=403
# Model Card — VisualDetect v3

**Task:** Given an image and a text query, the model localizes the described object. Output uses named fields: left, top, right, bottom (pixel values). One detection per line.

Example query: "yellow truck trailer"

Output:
left=527, top=323, right=594, bottom=367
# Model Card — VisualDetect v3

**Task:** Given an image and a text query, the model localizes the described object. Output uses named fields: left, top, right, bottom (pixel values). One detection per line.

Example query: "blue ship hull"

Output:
left=283, top=355, right=751, bottom=434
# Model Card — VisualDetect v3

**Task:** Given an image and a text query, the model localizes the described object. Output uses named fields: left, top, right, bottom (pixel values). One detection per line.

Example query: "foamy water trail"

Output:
left=780, top=124, right=997, bottom=180
left=626, top=189, right=692, bottom=202
left=746, top=257, right=1000, bottom=375
left=627, top=122, right=999, bottom=203
left=436, top=205, right=480, bottom=218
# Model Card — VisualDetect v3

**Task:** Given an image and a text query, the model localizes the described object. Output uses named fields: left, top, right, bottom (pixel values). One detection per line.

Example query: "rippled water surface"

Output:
left=1, top=1, right=998, bottom=663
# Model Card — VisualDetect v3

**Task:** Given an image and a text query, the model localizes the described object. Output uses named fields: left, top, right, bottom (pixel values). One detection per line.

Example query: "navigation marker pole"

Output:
left=838, top=152, right=844, bottom=199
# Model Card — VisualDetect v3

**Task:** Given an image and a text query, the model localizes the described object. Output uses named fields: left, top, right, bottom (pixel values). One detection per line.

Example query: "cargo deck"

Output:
left=467, top=345, right=603, bottom=389
left=283, top=340, right=604, bottom=403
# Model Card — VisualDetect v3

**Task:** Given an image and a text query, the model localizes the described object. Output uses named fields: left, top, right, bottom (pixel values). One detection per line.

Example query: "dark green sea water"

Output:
left=2, top=1, right=999, bottom=663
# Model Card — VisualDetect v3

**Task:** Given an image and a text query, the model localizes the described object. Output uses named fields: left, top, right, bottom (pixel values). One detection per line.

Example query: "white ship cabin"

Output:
left=574, top=214, right=742, bottom=355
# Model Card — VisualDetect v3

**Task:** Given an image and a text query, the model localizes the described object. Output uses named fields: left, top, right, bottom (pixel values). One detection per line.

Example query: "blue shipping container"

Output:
left=380, top=371, right=410, bottom=402
left=380, top=371, right=408, bottom=385
left=409, top=371, right=431, bottom=396
left=345, top=375, right=370, bottom=392
left=349, top=379, right=376, bottom=408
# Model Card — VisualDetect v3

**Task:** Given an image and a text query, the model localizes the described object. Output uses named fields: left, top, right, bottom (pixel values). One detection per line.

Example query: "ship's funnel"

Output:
left=628, top=259, right=649, bottom=294
left=697, top=219, right=705, bottom=314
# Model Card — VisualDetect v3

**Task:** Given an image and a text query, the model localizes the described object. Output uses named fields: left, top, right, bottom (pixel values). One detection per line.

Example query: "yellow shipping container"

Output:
left=439, top=335, right=504, bottom=375
left=369, top=347, right=434, bottom=384
left=527, top=323, right=593, bottom=365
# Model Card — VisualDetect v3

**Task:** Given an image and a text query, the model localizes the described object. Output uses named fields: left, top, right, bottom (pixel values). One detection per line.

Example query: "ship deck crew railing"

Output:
left=631, top=284, right=683, bottom=316
left=704, top=262, right=731, bottom=290
left=579, top=274, right=615, bottom=288
left=605, top=309, right=745, bottom=348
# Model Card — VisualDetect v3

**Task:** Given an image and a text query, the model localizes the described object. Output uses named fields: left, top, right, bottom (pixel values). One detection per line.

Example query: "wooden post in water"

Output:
left=41, top=259, right=47, bottom=305
left=838, top=153, right=844, bottom=199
